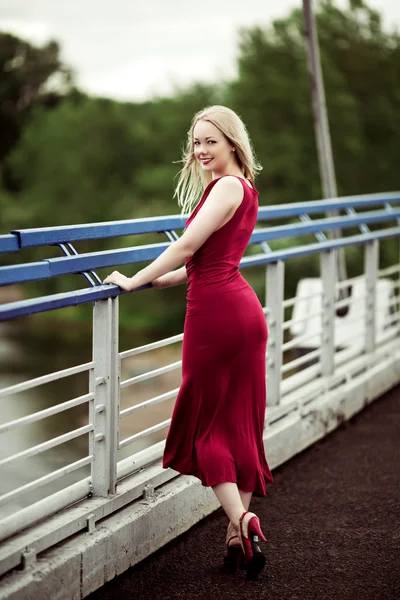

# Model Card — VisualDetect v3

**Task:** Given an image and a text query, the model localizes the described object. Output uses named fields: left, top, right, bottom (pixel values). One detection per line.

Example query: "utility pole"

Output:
left=302, top=0, right=347, bottom=283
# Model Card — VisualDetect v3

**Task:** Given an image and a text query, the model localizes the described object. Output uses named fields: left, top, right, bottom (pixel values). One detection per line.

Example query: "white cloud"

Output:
left=1, top=0, right=400, bottom=101
left=81, top=54, right=236, bottom=101
left=0, top=19, right=52, bottom=44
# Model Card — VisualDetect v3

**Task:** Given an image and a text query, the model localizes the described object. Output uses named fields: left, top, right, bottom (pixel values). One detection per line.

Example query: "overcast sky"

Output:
left=1, top=0, right=399, bottom=101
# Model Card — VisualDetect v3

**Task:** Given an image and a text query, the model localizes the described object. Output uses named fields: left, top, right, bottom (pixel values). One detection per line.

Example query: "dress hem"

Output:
left=162, top=460, right=273, bottom=497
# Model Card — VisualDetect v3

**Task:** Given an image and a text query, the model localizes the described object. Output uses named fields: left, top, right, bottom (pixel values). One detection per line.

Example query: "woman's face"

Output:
left=193, top=119, right=235, bottom=176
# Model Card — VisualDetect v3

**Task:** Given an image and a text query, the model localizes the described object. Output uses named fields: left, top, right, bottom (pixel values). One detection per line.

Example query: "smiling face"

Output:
left=193, top=119, right=237, bottom=177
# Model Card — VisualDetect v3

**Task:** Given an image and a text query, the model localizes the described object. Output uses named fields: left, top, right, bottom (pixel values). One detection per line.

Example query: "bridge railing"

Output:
left=0, top=191, right=399, bottom=577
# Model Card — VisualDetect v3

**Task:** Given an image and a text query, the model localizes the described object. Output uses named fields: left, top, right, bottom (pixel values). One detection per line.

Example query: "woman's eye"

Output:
left=208, top=140, right=216, bottom=144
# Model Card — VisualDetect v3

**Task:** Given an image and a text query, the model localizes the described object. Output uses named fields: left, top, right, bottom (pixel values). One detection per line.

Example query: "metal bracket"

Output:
left=345, top=207, right=370, bottom=233
left=165, top=230, right=180, bottom=242
left=384, top=201, right=400, bottom=226
left=143, top=484, right=155, bottom=499
left=87, top=514, right=96, bottom=533
left=21, top=547, right=36, bottom=569
left=300, top=213, right=327, bottom=242
left=259, top=241, right=271, bottom=254
left=53, top=242, right=102, bottom=287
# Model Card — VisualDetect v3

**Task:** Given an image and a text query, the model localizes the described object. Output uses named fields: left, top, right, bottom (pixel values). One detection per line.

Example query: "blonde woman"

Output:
left=104, top=105, right=273, bottom=579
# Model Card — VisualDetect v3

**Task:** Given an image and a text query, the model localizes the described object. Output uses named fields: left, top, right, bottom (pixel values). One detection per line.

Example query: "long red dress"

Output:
left=162, top=175, right=273, bottom=496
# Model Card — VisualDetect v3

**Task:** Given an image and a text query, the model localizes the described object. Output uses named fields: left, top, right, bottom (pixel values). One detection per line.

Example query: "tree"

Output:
left=0, top=32, right=73, bottom=168
left=226, top=1, right=400, bottom=202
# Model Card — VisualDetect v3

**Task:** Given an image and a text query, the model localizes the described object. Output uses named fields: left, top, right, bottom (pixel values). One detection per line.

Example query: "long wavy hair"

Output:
left=174, top=105, right=262, bottom=216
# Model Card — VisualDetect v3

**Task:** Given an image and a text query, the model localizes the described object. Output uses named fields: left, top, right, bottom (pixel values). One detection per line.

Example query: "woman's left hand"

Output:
left=103, top=271, right=133, bottom=291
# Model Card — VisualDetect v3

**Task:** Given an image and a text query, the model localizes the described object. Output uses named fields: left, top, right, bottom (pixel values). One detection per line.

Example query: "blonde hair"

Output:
left=174, top=105, right=262, bottom=216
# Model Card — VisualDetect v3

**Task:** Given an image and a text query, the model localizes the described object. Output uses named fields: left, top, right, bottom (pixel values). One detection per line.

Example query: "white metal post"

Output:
left=90, top=298, right=120, bottom=497
left=320, top=250, right=336, bottom=378
left=364, top=240, right=378, bottom=355
left=266, top=261, right=285, bottom=406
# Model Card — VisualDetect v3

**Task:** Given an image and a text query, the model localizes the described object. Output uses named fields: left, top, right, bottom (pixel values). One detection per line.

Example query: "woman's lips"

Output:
left=200, top=158, right=213, bottom=165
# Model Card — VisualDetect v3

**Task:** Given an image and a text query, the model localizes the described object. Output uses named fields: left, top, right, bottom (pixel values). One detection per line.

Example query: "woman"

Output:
left=104, top=105, right=273, bottom=579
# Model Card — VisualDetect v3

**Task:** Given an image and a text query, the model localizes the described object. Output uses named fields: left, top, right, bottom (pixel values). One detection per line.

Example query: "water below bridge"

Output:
left=89, top=384, right=400, bottom=600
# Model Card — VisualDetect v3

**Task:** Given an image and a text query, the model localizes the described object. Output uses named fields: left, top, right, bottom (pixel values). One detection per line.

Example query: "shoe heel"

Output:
left=223, top=546, right=244, bottom=573
left=248, top=517, right=267, bottom=543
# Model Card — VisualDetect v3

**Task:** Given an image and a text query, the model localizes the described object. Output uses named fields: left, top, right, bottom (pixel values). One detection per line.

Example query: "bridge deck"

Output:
left=90, top=385, right=400, bottom=600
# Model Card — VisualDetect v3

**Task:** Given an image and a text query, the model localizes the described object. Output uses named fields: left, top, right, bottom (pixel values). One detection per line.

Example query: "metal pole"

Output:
left=302, top=0, right=347, bottom=283
left=90, top=297, right=120, bottom=497
left=320, top=250, right=336, bottom=378
left=266, top=261, right=285, bottom=406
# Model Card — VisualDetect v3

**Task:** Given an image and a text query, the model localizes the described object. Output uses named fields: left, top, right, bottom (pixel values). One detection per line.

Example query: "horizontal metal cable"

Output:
left=283, top=311, right=324, bottom=330
left=120, top=360, right=182, bottom=389
left=283, top=291, right=322, bottom=309
left=0, top=456, right=93, bottom=508
left=335, top=293, right=367, bottom=311
left=0, top=424, right=93, bottom=467
left=336, top=275, right=367, bottom=290
left=334, top=296, right=353, bottom=311
left=0, top=392, right=93, bottom=434
left=118, top=419, right=171, bottom=449
left=120, top=388, right=180, bottom=419
left=283, top=330, right=321, bottom=352
left=0, top=362, right=94, bottom=399
left=120, top=333, right=183, bottom=360
left=338, top=330, right=366, bottom=345
left=281, top=348, right=321, bottom=374
left=378, top=265, right=400, bottom=277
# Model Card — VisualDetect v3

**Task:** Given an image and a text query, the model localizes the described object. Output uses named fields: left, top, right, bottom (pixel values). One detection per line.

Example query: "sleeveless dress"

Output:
left=162, top=175, right=273, bottom=496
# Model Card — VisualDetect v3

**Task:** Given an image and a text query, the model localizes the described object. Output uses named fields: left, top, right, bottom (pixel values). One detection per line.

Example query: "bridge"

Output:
left=0, top=192, right=399, bottom=599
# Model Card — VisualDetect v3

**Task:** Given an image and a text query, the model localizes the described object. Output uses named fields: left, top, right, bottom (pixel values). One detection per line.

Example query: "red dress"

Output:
left=162, top=175, right=273, bottom=495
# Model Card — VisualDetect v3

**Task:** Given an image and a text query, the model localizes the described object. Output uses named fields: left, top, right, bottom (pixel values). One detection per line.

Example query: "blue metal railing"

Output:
left=1, top=191, right=400, bottom=322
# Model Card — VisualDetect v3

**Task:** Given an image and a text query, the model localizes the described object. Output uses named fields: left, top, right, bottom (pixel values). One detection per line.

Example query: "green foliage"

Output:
left=1, top=0, right=399, bottom=336
left=0, top=32, right=73, bottom=165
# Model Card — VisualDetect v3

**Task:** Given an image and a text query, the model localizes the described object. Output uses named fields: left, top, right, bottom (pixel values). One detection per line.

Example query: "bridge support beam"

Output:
left=364, top=240, right=379, bottom=355
left=266, top=260, right=285, bottom=406
left=90, top=298, right=120, bottom=497
left=320, top=249, right=336, bottom=378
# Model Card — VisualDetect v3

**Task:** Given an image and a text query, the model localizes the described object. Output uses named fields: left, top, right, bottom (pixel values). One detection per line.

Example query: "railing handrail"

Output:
left=1, top=191, right=399, bottom=253
left=3, top=208, right=400, bottom=289
left=1, top=191, right=399, bottom=321
left=1, top=224, right=399, bottom=322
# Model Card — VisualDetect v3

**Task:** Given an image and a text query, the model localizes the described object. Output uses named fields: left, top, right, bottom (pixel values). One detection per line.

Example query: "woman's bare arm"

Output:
left=103, top=176, right=243, bottom=291
left=152, top=266, right=187, bottom=289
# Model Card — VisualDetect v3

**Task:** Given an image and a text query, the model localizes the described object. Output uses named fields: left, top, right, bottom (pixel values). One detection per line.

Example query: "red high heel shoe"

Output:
left=238, top=511, right=267, bottom=580
left=223, top=535, right=244, bottom=573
